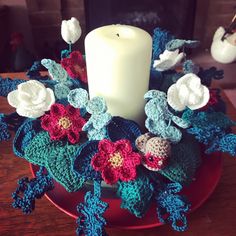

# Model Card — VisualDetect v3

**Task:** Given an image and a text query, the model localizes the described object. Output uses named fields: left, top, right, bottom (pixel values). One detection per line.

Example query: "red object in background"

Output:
left=10, top=32, right=24, bottom=52
left=31, top=152, right=222, bottom=230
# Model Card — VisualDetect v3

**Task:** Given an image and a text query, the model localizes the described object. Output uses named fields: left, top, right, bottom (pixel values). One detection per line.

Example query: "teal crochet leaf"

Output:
left=46, top=144, right=85, bottom=192
left=159, top=134, right=201, bottom=185
left=166, top=39, right=200, bottom=51
left=107, top=116, right=142, bottom=148
left=13, top=119, right=41, bottom=157
left=24, top=131, right=84, bottom=192
left=24, top=131, right=51, bottom=166
left=117, top=172, right=154, bottom=218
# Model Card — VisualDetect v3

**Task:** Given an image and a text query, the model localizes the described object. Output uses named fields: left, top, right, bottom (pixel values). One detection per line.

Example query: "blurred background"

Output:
left=0, top=0, right=235, bottom=73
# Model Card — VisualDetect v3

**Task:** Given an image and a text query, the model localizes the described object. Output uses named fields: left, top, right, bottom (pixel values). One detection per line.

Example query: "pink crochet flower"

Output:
left=61, top=51, right=87, bottom=83
left=41, top=103, right=86, bottom=144
left=91, top=139, right=142, bottom=185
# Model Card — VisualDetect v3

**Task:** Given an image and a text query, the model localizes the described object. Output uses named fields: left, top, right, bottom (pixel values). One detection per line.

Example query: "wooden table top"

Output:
left=0, top=73, right=236, bottom=236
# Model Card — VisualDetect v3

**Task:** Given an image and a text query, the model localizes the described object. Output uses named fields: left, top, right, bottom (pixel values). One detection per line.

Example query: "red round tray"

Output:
left=30, top=152, right=222, bottom=229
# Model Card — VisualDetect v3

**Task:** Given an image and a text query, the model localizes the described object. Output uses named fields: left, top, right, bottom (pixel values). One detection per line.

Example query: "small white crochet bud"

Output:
left=61, top=17, right=82, bottom=44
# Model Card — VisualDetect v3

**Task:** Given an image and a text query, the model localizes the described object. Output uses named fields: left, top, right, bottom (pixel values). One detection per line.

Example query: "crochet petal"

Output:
left=98, top=139, right=115, bottom=154
left=67, top=129, right=79, bottom=144
left=67, top=105, right=80, bottom=116
left=102, top=167, right=118, bottom=185
left=115, top=139, right=132, bottom=154
left=50, top=103, right=66, bottom=117
left=41, top=115, right=53, bottom=130
left=167, top=85, right=186, bottom=111
left=50, top=125, right=66, bottom=140
left=188, top=86, right=210, bottom=110
left=119, top=166, right=137, bottom=182
left=16, top=107, right=45, bottom=118
left=7, top=90, right=20, bottom=108
left=91, top=153, right=107, bottom=171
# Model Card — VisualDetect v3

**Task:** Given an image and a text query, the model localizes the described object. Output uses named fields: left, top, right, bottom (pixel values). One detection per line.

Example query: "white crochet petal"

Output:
left=16, top=107, right=45, bottom=118
left=153, top=59, right=173, bottom=71
left=44, top=88, right=56, bottom=110
left=188, top=86, right=210, bottom=110
left=7, top=90, right=20, bottom=108
left=61, top=17, right=81, bottom=44
left=172, top=52, right=185, bottom=66
left=167, top=85, right=186, bottom=111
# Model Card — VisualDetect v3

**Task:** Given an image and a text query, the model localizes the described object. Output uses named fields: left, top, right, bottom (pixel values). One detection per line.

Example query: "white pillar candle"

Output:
left=85, top=24, right=152, bottom=125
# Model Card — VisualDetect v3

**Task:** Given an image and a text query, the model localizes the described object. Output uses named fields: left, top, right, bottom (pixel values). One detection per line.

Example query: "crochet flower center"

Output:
left=108, top=152, right=123, bottom=168
left=58, top=117, right=72, bottom=129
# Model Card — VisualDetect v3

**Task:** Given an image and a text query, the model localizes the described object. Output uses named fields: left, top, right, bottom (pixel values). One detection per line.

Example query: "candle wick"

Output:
left=116, top=33, right=120, bottom=37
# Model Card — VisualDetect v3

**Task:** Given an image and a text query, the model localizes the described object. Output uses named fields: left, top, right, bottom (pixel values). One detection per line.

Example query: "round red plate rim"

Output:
left=30, top=153, right=222, bottom=230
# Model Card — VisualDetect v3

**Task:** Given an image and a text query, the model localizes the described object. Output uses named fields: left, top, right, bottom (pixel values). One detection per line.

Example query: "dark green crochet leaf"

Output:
left=24, top=131, right=52, bottom=166
left=117, top=173, right=154, bottom=218
left=73, top=140, right=101, bottom=181
left=107, top=116, right=142, bottom=148
left=46, top=144, right=85, bottom=192
left=159, top=134, right=201, bottom=185
left=13, top=119, right=41, bottom=158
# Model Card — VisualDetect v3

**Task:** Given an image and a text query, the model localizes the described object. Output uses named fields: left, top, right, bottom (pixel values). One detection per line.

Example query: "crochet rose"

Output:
left=41, top=103, right=86, bottom=144
left=153, top=49, right=185, bottom=71
left=7, top=80, right=55, bottom=118
left=167, top=73, right=210, bottom=111
left=61, top=51, right=87, bottom=83
left=91, top=139, right=142, bottom=184
left=61, top=17, right=82, bottom=44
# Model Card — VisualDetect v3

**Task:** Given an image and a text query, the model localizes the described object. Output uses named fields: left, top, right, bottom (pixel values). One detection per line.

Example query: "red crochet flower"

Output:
left=61, top=51, right=87, bottom=83
left=41, top=103, right=86, bottom=144
left=91, top=139, right=142, bottom=185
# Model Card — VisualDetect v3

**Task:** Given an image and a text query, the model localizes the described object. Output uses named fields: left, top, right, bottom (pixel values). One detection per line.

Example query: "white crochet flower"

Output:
left=153, top=49, right=185, bottom=71
left=61, top=17, right=82, bottom=44
left=7, top=80, right=55, bottom=118
left=167, top=73, right=210, bottom=111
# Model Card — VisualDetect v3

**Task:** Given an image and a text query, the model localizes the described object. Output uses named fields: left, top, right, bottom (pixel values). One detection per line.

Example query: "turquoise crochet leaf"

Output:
left=54, top=83, right=70, bottom=99
left=25, top=131, right=84, bottom=192
left=24, top=131, right=52, bottom=166
left=145, top=118, right=182, bottom=143
left=86, top=97, right=107, bottom=115
left=165, top=39, right=185, bottom=51
left=90, top=113, right=112, bottom=130
left=185, top=40, right=200, bottom=48
left=159, top=134, right=201, bottom=185
left=46, top=143, right=85, bottom=192
left=117, top=172, right=154, bottom=218
left=0, top=113, right=11, bottom=142
left=183, top=60, right=199, bottom=74
left=13, top=119, right=41, bottom=158
left=73, top=141, right=102, bottom=181
left=218, top=133, right=236, bottom=156
left=68, top=88, right=89, bottom=108
left=41, top=59, right=68, bottom=82
left=107, top=116, right=142, bottom=148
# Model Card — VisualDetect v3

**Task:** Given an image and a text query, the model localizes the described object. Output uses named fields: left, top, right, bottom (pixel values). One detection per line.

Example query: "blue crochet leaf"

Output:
left=76, top=187, right=108, bottom=236
left=26, top=61, right=48, bottom=80
left=68, top=88, right=89, bottom=108
left=152, top=28, right=175, bottom=60
left=12, top=167, right=54, bottom=214
left=117, top=172, right=154, bottom=218
left=73, top=141, right=102, bottom=181
left=154, top=182, right=190, bottom=231
left=184, top=40, right=200, bottom=48
left=183, top=60, right=199, bottom=74
left=13, top=119, right=41, bottom=157
left=198, top=67, right=224, bottom=87
left=217, top=134, right=236, bottom=156
left=107, top=116, right=142, bottom=148
left=0, top=114, right=11, bottom=141
left=0, top=77, right=24, bottom=97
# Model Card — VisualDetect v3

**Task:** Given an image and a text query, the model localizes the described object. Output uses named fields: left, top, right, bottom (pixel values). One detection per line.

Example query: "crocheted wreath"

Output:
left=1, top=27, right=236, bottom=236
